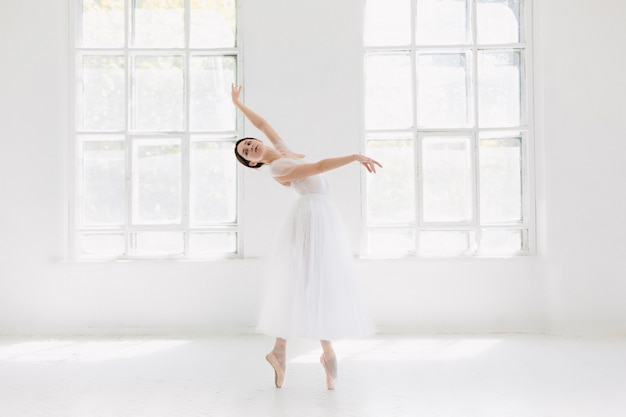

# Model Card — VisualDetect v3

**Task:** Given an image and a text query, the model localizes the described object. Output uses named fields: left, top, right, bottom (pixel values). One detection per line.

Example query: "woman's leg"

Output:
left=320, top=340, right=337, bottom=390
left=266, top=338, right=287, bottom=388
left=271, top=338, right=287, bottom=365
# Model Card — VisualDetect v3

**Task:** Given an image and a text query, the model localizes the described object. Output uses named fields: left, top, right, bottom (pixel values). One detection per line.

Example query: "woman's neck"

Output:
left=262, top=147, right=285, bottom=165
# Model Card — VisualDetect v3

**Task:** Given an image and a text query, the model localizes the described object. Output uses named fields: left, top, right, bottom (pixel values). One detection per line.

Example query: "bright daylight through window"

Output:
left=72, top=0, right=239, bottom=259
left=364, top=0, right=533, bottom=257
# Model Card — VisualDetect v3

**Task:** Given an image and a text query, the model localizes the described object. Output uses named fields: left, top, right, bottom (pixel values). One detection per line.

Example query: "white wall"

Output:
left=0, top=0, right=625, bottom=337
left=535, top=0, right=626, bottom=335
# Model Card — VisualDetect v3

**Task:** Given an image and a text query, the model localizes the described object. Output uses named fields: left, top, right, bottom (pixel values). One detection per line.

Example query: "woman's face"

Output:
left=236, top=138, right=263, bottom=166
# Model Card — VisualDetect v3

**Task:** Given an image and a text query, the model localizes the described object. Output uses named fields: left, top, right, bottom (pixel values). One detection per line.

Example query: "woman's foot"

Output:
left=265, top=350, right=286, bottom=388
left=320, top=352, right=337, bottom=390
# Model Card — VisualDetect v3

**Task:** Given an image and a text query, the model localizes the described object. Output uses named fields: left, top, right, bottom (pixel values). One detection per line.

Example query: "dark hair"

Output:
left=234, top=137, right=264, bottom=169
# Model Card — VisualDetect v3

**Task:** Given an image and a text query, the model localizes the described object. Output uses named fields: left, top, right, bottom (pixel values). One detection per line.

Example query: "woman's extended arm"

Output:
left=231, top=84, right=286, bottom=148
left=275, top=154, right=382, bottom=184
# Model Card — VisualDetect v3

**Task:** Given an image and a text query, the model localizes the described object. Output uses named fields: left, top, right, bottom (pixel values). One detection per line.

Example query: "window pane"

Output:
left=75, top=1, right=241, bottom=259
left=133, top=56, right=184, bottom=131
left=477, top=0, right=521, bottom=44
left=416, top=0, right=469, bottom=45
left=365, top=54, right=413, bottom=130
left=190, top=140, right=237, bottom=224
left=190, top=56, right=237, bottom=131
left=190, top=0, right=237, bottom=48
left=419, top=231, right=470, bottom=254
left=132, top=232, right=184, bottom=255
left=133, top=0, right=184, bottom=47
left=478, top=51, right=522, bottom=127
left=364, top=0, right=411, bottom=46
left=363, top=0, right=531, bottom=257
left=422, top=137, right=473, bottom=222
left=366, top=139, right=415, bottom=224
left=417, top=53, right=471, bottom=128
left=480, top=137, right=522, bottom=223
left=80, top=233, right=125, bottom=256
left=368, top=229, right=415, bottom=256
left=132, top=139, right=182, bottom=224
left=480, top=229, right=523, bottom=254
left=189, top=232, right=237, bottom=255
left=79, top=138, right=125, bottom=226
left=81, top=0, right=125, bottom=47
left=80, top=56, right=125, bottom=131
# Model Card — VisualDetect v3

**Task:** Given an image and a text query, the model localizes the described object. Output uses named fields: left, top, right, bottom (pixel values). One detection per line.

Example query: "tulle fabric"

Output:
left=256, top=155, right=375, bottom=340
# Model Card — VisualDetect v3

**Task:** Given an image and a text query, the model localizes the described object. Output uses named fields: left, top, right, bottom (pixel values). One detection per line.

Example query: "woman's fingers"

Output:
left=231, top=84, right=243, bottom=105
left=231, top=84, right=242, bottom=98
left=359, top=156, right=381, bottom=174
left=361, top=161, right=375, bottom=173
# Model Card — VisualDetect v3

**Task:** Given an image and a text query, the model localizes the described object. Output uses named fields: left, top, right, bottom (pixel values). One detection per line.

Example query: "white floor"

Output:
left=1, top=334, right=625, bottom=417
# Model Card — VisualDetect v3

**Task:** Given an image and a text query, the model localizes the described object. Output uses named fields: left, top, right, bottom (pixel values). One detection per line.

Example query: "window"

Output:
left=363, top=0, right=533, bottom=257
left=71, top=0, right=240, bottom=259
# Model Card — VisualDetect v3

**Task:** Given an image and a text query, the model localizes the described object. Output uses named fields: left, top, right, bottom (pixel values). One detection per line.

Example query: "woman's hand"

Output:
left=354, top=154, right=382, bottom=173
left=231, top=83, right=242, bottom=105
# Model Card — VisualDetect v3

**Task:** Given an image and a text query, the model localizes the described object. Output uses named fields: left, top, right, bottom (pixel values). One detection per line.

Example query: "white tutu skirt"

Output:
left=256, top=193, right=375, bottom=340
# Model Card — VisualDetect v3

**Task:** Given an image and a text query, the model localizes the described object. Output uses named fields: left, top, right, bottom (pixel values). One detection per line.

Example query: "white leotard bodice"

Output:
left=269, top=157, right=329, bottom=196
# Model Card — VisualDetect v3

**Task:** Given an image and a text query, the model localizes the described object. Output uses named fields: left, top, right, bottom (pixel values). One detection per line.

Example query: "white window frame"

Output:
left=362, top=0, right=535, bottom=258
left=69, top=0, right=243, bottom=260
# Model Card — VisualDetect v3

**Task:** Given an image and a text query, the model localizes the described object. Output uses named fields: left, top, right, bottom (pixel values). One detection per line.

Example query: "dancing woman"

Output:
left=232, top=84, right=380, bottom=390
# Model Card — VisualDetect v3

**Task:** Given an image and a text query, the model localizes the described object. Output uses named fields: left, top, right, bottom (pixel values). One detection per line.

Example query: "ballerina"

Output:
left=232, top=84, right=380, bottom=389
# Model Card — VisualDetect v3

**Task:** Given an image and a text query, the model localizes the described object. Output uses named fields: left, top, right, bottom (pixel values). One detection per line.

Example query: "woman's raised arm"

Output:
left=231, top=84, right=286, bottom=149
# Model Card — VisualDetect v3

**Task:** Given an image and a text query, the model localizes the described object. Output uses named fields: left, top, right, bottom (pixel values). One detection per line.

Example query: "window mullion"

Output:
left=182, top=0, right=191, bottom=255
left=182, top=134, right=190, bottom=255
left=69, top=2, right=79, bottom=260
left=129, top=0, right=136, bottom=48
left=520, top=132, right=535, bottom=244
left=410, top=0, right=419, bottom=254
left=411, top=51, right=420, bottom=254
left=471, top=0, right=481, bottom=252
left=471, top=0, right=478, bottom=129
left=184, top=0, right=191, bottom=49
left=124, top=134, right=133, bottom=256
left=522, top=0, right=535, bottom=254
left=124, top=0, right=132, bottom=256
left=415, top=131, right=424, bottom=230
left=471, top=130, right=480, bottom=253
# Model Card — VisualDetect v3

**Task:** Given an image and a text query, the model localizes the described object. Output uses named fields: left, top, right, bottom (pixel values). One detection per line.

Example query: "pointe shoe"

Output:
left=265, top=352, right=285, bottom=388
left=320, top=354, right=337, bottom=390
